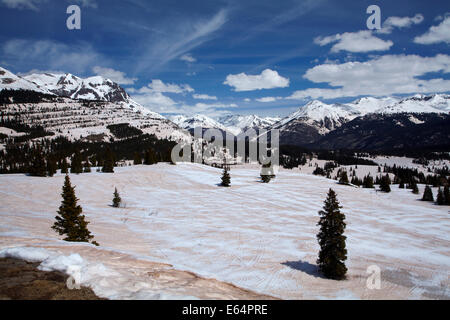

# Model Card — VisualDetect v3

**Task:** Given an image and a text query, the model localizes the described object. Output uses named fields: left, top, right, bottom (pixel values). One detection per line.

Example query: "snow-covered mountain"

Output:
left=0, top=67, right=191, bottom=143
left=170, top=114, right=229, bottom=133
left=0, top=67, right=52, bottom=94
left=24, top=72, right=130, bottom=103
left=0, top=67, right=162, bottom=118
left=276, top=94, right=450, bottom=135
left=217, top=114, right=281, bottom=135
left=169, top=114, right=281, bottom=136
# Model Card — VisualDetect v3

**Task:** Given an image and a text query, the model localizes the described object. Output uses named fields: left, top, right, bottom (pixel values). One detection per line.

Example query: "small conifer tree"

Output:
left=444, top=185, right=450, bottom=205
left=70, top=151, right=83, bottom=174
left=102, top=148, right=115, bottom=173
left=339, top=171, right=349, bottom=185
left=422, top=185, right=434, bottom=202
left=133, top=152, right=142, bottom=165
left=46, top=156, right=57, bottom=177
left=61, top=158, right=69, bottom=174
left=260, top=162, right=275, bottom=183
left=144, top=149, right=157, bottom=165
left=317, top=189, right=347, bottom=280
left=436, top=187, right=445, bottom=205
left=112, top=187, right=122, bottom=208
left=411, top=180, right=419, bottom=194
left=83, top=158, right=92, bottom=173
left=29, top=148, right=47, bottom=177
left=379, top=174, right=391, bottom=192
left=52, top=175, right=98, bottom=245
left=363, top=175, right=374, bottom=188
left=221, top=167, right=231, bottom=187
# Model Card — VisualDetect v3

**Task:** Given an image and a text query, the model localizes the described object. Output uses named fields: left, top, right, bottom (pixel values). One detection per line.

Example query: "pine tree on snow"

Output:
left=52, top=175, right=98, bottom=246
left=316, top=189, right=347, bottom=280
left=112, top=187, right=122, bottom=208
left=379, top=174, right=391, bottom=193
left=436, top=187, right=445, bottom=205
left=421, top=185, right=434, bottom=202
left=221, top=167, right=231, bottom=187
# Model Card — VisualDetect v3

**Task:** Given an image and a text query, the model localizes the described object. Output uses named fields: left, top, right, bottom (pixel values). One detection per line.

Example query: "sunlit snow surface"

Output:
left=0, top=163, right=449, bottom=299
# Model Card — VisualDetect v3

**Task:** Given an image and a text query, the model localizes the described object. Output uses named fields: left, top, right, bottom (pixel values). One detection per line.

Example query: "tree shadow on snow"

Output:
left=281, top=260, right=326, bottom=279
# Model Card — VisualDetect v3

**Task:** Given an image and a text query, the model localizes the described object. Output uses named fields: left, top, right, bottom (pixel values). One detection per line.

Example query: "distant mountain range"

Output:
left=1, top=66, right=449, bottom=151
left=169, top=114, right=280, bottom=136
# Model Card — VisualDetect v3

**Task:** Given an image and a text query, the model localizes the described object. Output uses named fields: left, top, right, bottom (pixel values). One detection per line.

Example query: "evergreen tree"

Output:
left=133, top=152, right=142, bottom=165
left=102, top=148, right=115, bottom=173
left=220, top=167, right=231, bottom=187
left=444, top=185, right=450, bottom=205
left=339, top=171, right=349, bottom=185
left=29, top=148, right=47, bottom=177
left=70, top=151, right=83, bottom=174
left=46, top=156, right=57, bottom=177
left=52, top=175, right=98, bottom=245
left=421, top=185, right=434, bottom=202
left=317, top=189, right=347, bottom=280
left=83, top=157, right=91, bottom=173
left=260, top=162, right=275, bottom=183
left=436, top=187, right=445, bottom=205
left=379, top=174, right=391, bottom=192
left=362, top=175, right=374, bottom=188
left=411, top=180, right=419, bottom=194
left=112, top=187, right=122, bottom=208
left=61, top=158, right=68, bottom=174
left=144, top=149, right=157, bottom=165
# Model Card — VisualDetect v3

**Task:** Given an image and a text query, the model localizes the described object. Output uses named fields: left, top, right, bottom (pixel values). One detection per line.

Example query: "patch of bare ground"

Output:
left=0, top=258, right=104, bottom=300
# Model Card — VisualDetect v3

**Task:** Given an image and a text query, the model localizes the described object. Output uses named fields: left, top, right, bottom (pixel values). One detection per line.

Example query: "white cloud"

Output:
left=1, top=0, right=46, bottom=11
left=92, top=66, right=137, bottom=85
left=223, top=69, right=289, bottom=92
left=414, top=16, right=450, bottom=45
left=255, top=96, right=281, bottom=103
left=71, top=0, right=97, bottom=8
left=192, top=93, right=217, bottom=100
left=287, top=54, right=450, bottom=100
left=434, top=12, right=450, bottom=22
left=244, top=98, right=251, bottom=102
left=132, top=91, right=178, bottom=113
left=2, top=39, right=102, bottom=73
left=378, top=14, right=424, bottom=34
left=180, top=54, right=196, bottom=63
left=135, top=79, right=194, bottom=94
left=314, top=30, right=393, bottom=53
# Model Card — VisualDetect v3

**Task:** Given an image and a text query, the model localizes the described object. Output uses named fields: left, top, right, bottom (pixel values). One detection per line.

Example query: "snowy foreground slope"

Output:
left=0, top=163, right=449, bottom=299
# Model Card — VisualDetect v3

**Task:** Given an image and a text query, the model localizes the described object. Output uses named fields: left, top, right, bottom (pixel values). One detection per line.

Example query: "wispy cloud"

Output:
left=2, top=39, right=103, bottom=73
left=233, top=0, right=325, bottom=45
left=134, top=9, right=228, bottom=74
left=1, top=0, right=47, bottom=11
left=70, top=0, right=97, bottom=8
left=180, top=54, right=196, bottom=63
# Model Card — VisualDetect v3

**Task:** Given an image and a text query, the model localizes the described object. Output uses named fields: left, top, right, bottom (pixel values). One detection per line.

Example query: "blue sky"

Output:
left=1, top=0, right=449, bottom=118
